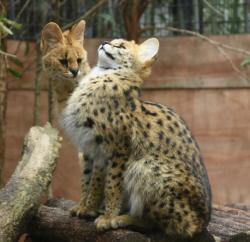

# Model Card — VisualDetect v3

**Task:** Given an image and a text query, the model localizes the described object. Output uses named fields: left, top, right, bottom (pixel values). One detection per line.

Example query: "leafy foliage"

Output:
left=241, top=58, right=250, bottom=68
left=0, top=3, right=23, bottom=78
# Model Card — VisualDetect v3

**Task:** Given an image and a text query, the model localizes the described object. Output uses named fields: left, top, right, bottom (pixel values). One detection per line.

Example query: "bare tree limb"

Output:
left=0, top=49, right=17, bottom=58
left=62, top=0, right=108, bottom=30
left=26, top=198, right=250, bottom=242
left=167, top=27, right=250, bottom=83
left=14, top=0, right=32, bottom=21
left=0, top=123, right=61, bottom=242
left=166, top=27, right=250, bottom=56
left=202, top=0, right=224, bottom=17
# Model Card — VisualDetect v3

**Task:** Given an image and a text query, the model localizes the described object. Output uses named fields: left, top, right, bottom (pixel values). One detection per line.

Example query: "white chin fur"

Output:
left=67, top=71, right=74, bottom=77
left=97, top=48, right=117, bottom=69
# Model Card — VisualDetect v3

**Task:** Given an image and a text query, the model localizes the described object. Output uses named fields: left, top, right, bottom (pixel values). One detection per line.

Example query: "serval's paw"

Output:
left=94, top=215, right=131, bottom=231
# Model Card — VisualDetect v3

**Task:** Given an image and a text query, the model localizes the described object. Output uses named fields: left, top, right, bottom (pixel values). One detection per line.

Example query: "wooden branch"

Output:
left=166, top=27, right=250, bottom=56
left=27, top=198, right=250, bottom=242
left=0, top=49, right=17, bottom=58
left=28, top=203, right=162, bottom=242
left=166, top=27, right=250, bottom=84
left=62, top=0, right=108, bottom=31
left=0, top=123, right=61, bottom=242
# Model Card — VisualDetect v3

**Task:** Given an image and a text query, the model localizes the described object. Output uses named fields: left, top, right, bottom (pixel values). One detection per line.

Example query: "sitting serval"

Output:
left=41, top=20, right=90, bottom=122
left=41, top=20, right=91, bottom=198
left=62, top=37, right=214, bottom=242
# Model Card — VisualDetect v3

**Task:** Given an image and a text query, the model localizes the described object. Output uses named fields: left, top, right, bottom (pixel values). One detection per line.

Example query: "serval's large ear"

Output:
left=41, top=22, right=63, bottom=53
left=138, top=38, right=159, bottom=64
left=70, top=20, right=86, bottom=45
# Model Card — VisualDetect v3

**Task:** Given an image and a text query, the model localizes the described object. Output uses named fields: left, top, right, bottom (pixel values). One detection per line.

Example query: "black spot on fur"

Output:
left=83, top=154, right=91, bottom=161
left=163, top=149, right=169, bottom=155
left=141, top=105, right=158, bottom=116
left=120, top=163, right=126, bottom=170
left=168, top=125, right=175, bottom=134
left=165, top=137, right=170, bottom=144
left=95, top=135, right=103, bottom=144
left=153, top=166, right=160, bottom=172
left=159, top=202, right=165, bottom=208
left=158, top=131, right=164, bottom=140
left=93, top=109, right=98, bottom=116
left=129, top=99, right=136, bottom=111
left=100, top=107, right=105, bottom=113
left=108, top=112, right=113, bottom=123
left=157, top=119, right=163, bottom=126
left=84, top=169, right=91, bottom=174
left=113, top=99, right=119, bottom=109
left=178, top=131, right=183, bottom=137
left=143, top=101, right=163, bottom=109
left=104, top=79, right=112, bottom=83
left=124, top=86, right=140, bottom=98
left=84, top=118, right=94, bottom=128
left=173, top=121, right=179, bottom=128
left=167, top=115, right=172, bottom=121
left=112, top=84, right=118, bottom=90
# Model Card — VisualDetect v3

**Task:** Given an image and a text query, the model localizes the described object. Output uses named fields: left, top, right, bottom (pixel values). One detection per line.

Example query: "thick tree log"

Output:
left=27, top=198, right=250, bottom=242
left=0, top=123, right=61, bottom=242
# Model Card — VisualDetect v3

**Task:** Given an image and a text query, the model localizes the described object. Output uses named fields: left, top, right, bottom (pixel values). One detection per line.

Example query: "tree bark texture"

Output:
left=27, top=198, right=250, bottom=242
left=0, top=123, right=61, bottom=242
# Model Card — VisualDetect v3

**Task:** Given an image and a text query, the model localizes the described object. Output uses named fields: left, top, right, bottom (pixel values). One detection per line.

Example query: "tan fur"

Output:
left=41, top=20, right=90, bottom=121
left=62, top=38, right=212, bottom=240
left=40, top=21, right=91, bottom=199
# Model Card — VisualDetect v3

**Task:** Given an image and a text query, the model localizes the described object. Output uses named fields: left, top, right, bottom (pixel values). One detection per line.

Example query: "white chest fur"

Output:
left=61, top=68, right=111, bottom=162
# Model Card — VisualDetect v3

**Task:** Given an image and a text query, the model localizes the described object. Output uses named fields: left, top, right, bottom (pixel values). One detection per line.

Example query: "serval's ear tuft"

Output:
left=70, top=20, right=86, bottom=45
left=138, top=38, right=159, bottom=64
left=41, top=22, right=63, bottom=53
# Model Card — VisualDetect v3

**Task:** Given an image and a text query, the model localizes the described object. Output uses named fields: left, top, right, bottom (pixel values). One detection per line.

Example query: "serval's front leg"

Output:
left=71, top=155, right=107, bottom=218
left=70, top=153, right=93, bottom=216
left=95, top=157, right=126, bottom=230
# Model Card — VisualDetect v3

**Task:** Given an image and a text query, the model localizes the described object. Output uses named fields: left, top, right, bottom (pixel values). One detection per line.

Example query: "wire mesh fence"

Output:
left=6, top=0, right=250, bottom=40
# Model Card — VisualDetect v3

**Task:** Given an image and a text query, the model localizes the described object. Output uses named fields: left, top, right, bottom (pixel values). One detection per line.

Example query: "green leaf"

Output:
left=2, top=17, right=22, bottom=29
left=8, top=56, right=23, bottom=67
left=0, top=22, right=13, bottom=35
left=240, top=58, right=250, bottom=68
left=7, top=68, right=23, bottom=78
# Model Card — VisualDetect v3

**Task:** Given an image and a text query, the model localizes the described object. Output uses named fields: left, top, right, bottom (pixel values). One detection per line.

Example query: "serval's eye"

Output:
left=119, top=43, right=126, bottom=49
left=59, top=59, right=68, bottom=67
left=114, top=43, right=126, bottom=49
left=77, top=58, right=82, bottom=64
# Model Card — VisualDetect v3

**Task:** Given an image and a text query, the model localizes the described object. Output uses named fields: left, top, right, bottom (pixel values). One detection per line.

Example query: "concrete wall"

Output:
left=4, top=35, right=250, bottom=205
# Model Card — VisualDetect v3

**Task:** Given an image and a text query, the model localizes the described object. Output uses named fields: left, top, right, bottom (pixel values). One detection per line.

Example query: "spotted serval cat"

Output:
left=41, top=20, right=90, bottom=197
left=41, top=20, right=90, bottom=122
left=61, top=38, right=213, bottom=241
